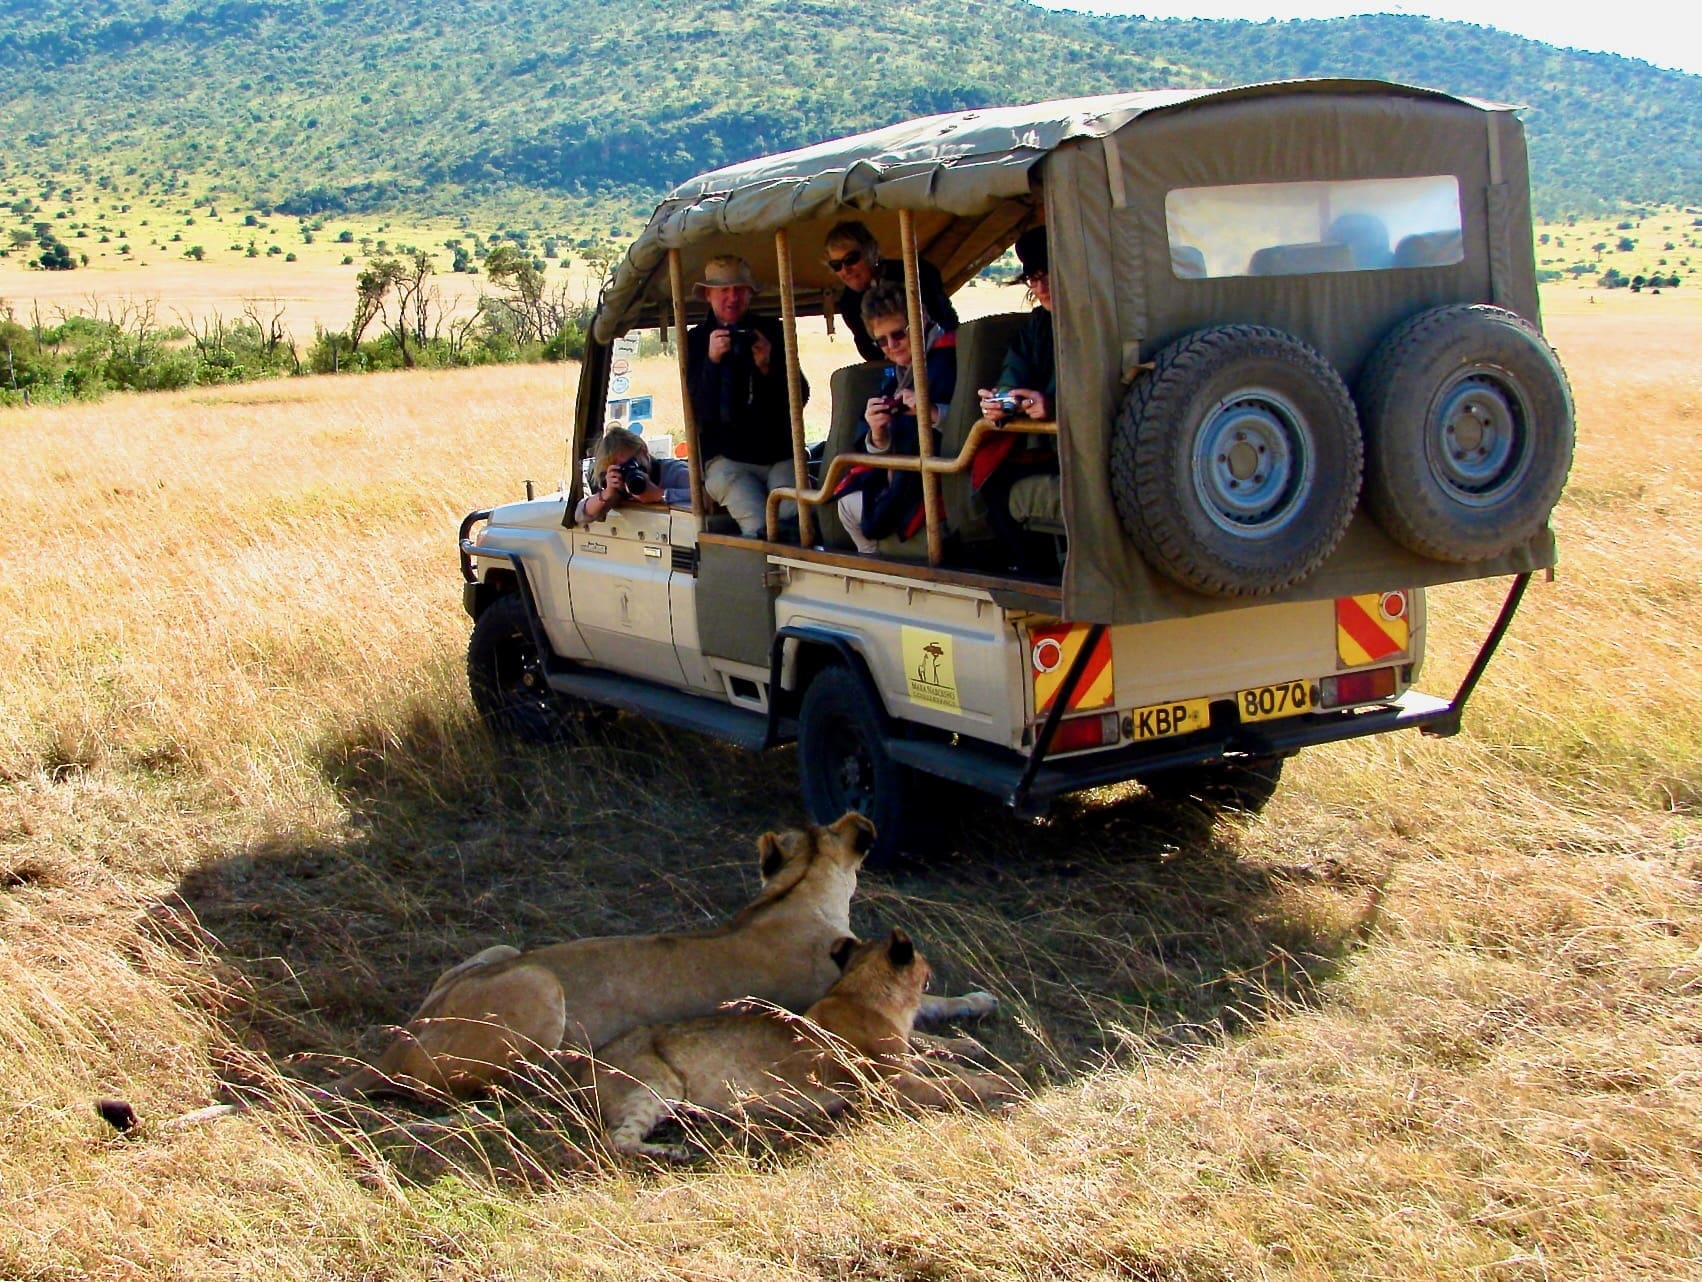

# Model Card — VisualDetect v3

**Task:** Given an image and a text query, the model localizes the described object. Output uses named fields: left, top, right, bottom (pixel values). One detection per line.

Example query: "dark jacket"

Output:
left=995, top=306, right=1055, bottom=402
left=837, top=258, right=960, bottom=363
left=973, top=307, right=1058, bottom=494
left=834, top=332, right=957, bottom=541
left=686, top=313, right=808, bottom=466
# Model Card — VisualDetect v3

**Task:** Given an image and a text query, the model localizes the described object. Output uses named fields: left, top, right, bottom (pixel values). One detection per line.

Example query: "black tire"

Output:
left=466, top=593, right=588, bottom=744
left=1141, top=756, right=1285, bottom=815
left=1356, top=304, right=1573, bottom=562
left=1111, top=325, right=1363, bottom=597
left=796, top=665, right=914, bottom=866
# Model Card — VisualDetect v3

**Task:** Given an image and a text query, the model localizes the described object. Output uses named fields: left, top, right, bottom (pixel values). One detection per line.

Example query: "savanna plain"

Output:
left=1, top=288, right=1699, bottom=1280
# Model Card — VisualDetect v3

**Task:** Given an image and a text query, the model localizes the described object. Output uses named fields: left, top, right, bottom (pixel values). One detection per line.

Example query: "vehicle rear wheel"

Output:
left=1141, top=756, right=1285, bottom=814
left=1356, top=304, right=1573, bottom=562
left=796, top=665, right=914, bottom=866
left=1111, top=325, right=1363, bottom=597
left=467, top=592, right=593, bottom=744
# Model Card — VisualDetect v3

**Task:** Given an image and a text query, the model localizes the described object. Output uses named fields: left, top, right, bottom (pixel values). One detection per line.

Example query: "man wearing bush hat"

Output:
left=685, top=254, right=808, bottom=537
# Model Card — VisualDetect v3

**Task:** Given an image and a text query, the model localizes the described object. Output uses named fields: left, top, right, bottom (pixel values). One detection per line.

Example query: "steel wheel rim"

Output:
left=494, top=630, right=554, bottom=720
left=822, top=713, right=876, bottom=814
left=1428, top=368, right=1532, bottom=505
left=1191, top=388, right=1313, bottom=536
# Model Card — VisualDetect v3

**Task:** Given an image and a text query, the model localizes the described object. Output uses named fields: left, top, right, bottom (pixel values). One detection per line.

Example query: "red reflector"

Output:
left=1048, top=712, right=1118, bottom=753
left=1319, top=667, right=1398, bottom=709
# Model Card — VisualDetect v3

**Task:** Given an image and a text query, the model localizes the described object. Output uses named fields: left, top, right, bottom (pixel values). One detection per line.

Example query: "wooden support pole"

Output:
left=668, top=249, right=706, bottom=518
left=774, top=228, right=814, bottom=546
left=899, top=209, right=943, bottom=566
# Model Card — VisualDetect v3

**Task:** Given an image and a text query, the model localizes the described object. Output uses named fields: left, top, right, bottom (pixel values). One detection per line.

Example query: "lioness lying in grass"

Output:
left=590, top=928, right=1020, bottom=1161
left=337, top=811, right=994, bottom=1098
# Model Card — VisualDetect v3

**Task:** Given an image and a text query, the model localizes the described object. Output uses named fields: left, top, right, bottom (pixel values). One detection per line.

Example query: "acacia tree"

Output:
left=352, top=252, right=440, bottom=366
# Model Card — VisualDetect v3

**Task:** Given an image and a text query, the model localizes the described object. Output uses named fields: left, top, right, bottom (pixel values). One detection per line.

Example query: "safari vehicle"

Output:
left=459, top=79, right=1571, bottom=859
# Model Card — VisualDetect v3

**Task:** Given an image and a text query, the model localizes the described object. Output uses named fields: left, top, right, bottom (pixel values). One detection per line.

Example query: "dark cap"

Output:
left=1010, top=226, right=1048, bottom=284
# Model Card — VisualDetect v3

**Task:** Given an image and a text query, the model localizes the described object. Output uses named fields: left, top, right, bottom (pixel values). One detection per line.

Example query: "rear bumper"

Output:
left=889, top=690, right=1453, bottom=814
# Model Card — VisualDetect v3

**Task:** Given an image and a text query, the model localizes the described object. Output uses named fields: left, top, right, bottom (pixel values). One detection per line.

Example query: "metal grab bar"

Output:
left=764, top=417, right=1057, bottom=543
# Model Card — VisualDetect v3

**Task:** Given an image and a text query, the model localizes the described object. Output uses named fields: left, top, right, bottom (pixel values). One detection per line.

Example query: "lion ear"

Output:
left=758, top=833, right=785, bottom=881
left=829, top=936, right=857, bottom=971
left=887, top=928, right=915, bottom=968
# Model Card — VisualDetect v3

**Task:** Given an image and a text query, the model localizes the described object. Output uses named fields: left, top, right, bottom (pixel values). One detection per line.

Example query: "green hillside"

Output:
left=0, top=0, right=1696, bottom=224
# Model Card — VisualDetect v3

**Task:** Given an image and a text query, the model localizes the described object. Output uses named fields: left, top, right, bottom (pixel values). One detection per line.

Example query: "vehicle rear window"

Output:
left=1165, top=176, right=1464, bottom=280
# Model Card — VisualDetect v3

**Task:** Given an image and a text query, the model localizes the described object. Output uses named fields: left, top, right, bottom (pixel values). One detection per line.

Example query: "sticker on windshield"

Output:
left=902, top=627, right=959, bottom=712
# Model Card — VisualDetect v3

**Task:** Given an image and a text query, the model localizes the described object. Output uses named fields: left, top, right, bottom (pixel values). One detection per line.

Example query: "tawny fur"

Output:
left=331, top=812, right=995, bottom=1098
left=589, top=929, right=1019, bottom=1161
left=98, top=814, right=999, bottom=1130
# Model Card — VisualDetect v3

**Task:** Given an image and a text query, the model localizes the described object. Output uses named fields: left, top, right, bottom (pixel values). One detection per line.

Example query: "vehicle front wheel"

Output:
left=796, top=665, right=914, bottom=866
left=1140, top=756, right=1285, bottom=815
left=466, top=592, right=589, bottom=744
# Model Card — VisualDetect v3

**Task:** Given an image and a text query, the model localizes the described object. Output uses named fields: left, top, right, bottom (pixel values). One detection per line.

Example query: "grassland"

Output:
left=3, top=193, right=1696, bottom=349
left=0, top=296, right=1698, bottom=1278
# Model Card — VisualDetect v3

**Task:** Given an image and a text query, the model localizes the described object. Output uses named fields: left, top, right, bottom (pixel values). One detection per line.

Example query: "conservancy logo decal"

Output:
left=901, top=627, right=960, bottom=712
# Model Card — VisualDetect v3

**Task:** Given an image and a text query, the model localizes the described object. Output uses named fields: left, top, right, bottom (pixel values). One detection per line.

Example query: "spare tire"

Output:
left=1356, top=304, right=1573, bottom=562
left=1111, top=325, right=1363, bottom=597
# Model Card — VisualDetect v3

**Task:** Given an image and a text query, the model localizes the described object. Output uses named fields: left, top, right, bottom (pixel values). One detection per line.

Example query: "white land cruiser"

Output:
left=460, top=81, right=1572, bottom=860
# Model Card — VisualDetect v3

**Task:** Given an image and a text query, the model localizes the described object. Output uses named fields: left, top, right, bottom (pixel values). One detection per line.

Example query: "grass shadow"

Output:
left=158, top=705, right=1385, bottom=1175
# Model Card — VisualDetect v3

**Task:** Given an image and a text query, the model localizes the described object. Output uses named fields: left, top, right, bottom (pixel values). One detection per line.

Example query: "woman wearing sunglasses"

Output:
left=824, top=221, right=959, bottom=363
left=832, top=281, right=958, bottom=555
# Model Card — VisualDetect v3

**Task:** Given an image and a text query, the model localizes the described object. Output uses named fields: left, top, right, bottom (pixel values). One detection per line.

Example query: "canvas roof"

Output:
left=592, top=79, right=1509, bottom=343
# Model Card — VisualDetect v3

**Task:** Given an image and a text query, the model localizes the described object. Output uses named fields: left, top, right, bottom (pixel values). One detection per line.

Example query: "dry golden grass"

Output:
left=1, top=305, right=1698, bottom=1280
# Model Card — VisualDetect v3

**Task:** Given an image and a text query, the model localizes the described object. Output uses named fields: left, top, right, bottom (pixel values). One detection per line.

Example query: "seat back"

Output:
left=936, top=311, right=1030, bottom=543
left=1170, top=244, right=1207, bottom=278
left=1248, top=241, right=1353, bottom=276
left=1393, top=229, right=1464, bottom=268
left=814, top=360, right=888, bottom=549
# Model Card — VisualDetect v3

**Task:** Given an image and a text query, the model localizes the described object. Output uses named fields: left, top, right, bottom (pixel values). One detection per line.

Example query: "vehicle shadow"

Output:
left=159, top=708, right=1383, bottom=1176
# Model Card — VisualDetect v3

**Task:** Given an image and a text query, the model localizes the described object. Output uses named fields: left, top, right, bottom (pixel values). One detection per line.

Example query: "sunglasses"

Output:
left=826, top=248, right=864, bottom=272
left=873, top=326, right=909, bottom=350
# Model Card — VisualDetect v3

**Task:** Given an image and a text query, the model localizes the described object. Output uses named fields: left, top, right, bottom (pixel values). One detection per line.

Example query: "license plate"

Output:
left=1236, top=679, right=1313, bottom=723
left=1130, top=696, right=1212, bottom=742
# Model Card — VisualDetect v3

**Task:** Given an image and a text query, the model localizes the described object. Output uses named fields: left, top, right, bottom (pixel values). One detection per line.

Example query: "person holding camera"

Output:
left=831, top=282, right=957, bottom=555
left=574, top=427, right=691, bottom=525
left=974, top=227, right=1060, bottom=575
left=824, top=221, right=959, bottom=363
left=685, top=255, right=808, bottom=538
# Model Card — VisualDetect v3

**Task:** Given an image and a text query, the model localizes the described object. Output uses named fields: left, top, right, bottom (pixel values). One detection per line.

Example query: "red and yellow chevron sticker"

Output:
left=1336, top=591, right=1410, bottom=668
left=1030, top=623, right=1114, bottom=717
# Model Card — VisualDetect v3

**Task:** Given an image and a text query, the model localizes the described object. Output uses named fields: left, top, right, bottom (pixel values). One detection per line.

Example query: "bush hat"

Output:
left=1010, top=226, right=1049, bottom=284
left=693, top=254, right=761, bottom=297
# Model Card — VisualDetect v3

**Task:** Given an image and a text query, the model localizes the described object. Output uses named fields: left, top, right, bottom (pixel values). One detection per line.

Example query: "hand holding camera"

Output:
left=979, top=388, right=1023, bottom=422
left=616, top=455, right=654, bottom=500
left=865, top=394, right=896, bottom=443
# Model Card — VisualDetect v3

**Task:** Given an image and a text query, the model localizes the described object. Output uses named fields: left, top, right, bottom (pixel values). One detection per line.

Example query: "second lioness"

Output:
left=591, top=928, right=1019, bottom=1160
left=338, top=813, right=995, bottom=1096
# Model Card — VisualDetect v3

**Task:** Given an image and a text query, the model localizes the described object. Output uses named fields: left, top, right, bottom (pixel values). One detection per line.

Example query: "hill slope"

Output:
left=0, top=0, right=1696, bottom=220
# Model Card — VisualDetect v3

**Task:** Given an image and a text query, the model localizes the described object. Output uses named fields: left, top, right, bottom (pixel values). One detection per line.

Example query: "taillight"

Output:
left=1046, top=712, right=1121, bottom=753
left=1318, top=666, right=1398, bottom=709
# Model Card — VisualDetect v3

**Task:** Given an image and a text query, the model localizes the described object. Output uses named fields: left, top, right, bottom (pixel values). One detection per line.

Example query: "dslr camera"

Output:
left=615, top=455, right=652, bottom=497
left=722, top=322, right=752, bottom=361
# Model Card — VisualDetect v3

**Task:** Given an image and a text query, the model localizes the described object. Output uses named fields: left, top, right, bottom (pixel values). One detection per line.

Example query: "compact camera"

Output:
left=989, top=393, right=1024, bottom=416
left=616, top=455, right=652, bottom=496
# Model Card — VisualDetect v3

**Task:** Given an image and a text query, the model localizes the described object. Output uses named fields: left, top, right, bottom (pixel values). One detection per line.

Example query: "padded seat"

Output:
left=813, top=360, right=888, bottom=550
left=1248, top=241, right=1353, bottom=276
left=812, top=312, right=1030, bottom=559
left=1394, top=229, right=1464, bottom=268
